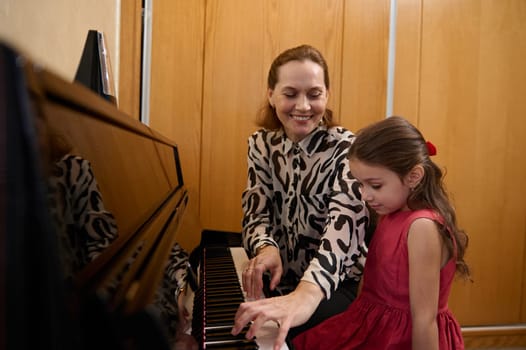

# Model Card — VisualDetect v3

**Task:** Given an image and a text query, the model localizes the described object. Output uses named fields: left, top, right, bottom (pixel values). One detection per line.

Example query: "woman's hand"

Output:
left=176, top=285, right=192, bottom=333
left=242, top=245, right=282, bottom=299
left=174, top=286, right=198, bottom=349
left=231, top=281, right=324, bottom=350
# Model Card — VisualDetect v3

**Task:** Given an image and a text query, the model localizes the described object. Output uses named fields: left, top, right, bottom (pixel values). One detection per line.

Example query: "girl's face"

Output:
left=268, top=60, right=328, bottom=143
left=349, top=158, right=412, bottom=215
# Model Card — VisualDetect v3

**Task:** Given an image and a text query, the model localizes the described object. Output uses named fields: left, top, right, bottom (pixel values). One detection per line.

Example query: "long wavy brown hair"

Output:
left=256, top=44, right=337, bottom=130
left=348, top=116, right=470, bottom=278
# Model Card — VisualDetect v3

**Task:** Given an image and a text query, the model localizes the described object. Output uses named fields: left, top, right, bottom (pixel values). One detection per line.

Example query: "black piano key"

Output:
left=205, top=329, right=248, bottom=341
left=205, top=309, right=239, bottom=317
left=204, top=326, right=258, bottom=349
left=203, top=342, right=258, bottom=350
left=193, top=247, right=261, bottom=350
left=205, top=319, right=235, bottom=328
left=205, top=287, right=243, bottom=295
left=205, top=299, right=240, bottom=308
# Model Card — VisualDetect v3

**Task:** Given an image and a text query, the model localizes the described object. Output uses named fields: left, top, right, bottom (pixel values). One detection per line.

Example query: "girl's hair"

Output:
left=256, top=44, right=337, bottom=130
left=348, top=116, right=470, bottom=278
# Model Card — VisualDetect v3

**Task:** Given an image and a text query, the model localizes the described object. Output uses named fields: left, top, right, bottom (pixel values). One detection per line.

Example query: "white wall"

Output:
left=0, top=0, right=120, bottom=92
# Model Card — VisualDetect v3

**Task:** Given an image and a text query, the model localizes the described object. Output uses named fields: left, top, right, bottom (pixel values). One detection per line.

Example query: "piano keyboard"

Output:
left=191, top=246, right=288, bottom=350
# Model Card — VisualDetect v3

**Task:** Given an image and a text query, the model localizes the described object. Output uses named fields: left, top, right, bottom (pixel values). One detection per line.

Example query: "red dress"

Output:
left=292, top=209, right=464, bottom=350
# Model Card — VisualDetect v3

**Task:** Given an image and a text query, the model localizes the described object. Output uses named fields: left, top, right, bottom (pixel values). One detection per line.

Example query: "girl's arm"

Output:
left=408, top=218, right=444, bottom=350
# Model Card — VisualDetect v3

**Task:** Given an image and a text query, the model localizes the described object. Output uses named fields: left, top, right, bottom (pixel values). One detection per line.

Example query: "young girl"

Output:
left=292, top=116, right=470, bottom=350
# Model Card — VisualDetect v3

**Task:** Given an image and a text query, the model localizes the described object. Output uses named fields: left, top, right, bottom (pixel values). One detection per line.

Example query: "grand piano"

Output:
left=1, top=42, right=285, bottom=350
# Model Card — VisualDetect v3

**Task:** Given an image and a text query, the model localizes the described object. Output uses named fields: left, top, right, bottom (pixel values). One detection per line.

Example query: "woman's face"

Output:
left=268, top=60, right=328, bottom=143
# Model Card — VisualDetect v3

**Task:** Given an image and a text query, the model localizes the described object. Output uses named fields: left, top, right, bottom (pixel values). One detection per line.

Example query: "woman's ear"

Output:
left=267, top=88, right=274, bottom=108
left=406, top=164, right=424, bottom=189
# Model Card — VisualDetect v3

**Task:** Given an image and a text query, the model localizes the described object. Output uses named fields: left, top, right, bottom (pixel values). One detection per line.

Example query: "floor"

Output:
left=467, top=348, right=526, bottom=350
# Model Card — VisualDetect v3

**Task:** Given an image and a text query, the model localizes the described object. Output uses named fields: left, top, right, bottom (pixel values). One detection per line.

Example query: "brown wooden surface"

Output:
left=394, top=0, right=526, bottom=330
left=118, top=0, right=142, bottom=119
left=463, top=325, right=526, bottom=348
left=148, top=0, right=206, bottom=251
left=199, top=0, right=349, bottom=233
left=340, top=0, right=391, bottom=130
left=392, top=0, right=422, bottom=125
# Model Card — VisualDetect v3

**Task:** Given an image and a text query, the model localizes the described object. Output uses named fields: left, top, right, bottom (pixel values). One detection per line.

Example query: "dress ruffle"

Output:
left=293, top=297, right=463, bottom=349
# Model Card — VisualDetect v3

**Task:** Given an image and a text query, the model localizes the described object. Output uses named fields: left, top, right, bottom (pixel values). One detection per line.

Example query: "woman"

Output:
left=232, top=44, right=370, bottom=350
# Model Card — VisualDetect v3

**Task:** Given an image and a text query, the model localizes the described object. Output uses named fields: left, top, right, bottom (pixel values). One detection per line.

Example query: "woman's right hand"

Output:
left=242, top=245, right=282, bottom=299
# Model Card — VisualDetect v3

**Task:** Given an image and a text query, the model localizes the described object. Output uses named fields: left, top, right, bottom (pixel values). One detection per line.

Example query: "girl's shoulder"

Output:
left=384, top=209, right=443, bottom=230
left=408, top=208, right=441, bottom=220
left=402, top=209, right=444, bottom=234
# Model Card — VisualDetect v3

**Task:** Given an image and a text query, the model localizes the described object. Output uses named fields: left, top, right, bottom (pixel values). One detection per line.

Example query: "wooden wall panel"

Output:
left=463, top=327, right=526, bottom=349
left=261, top=1, right=345, bottom=120
left=118, top=0, right=142, bottom=119
left=199, top=0, right=345, bottom=231
left=199, top=0, right=267, bottom=233
left=395, top=0, right=526, bottom=326
left=149, top=0, right=206, bottom=251
left=340, top=0, right=391, bottom=131
left=392, top=0, right=422, bottom=125
left=138, top=0, right=390, bottom=246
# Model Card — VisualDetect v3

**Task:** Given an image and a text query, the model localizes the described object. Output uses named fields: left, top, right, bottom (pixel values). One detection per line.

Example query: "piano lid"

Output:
left=26, top=55, right=189, bottom=313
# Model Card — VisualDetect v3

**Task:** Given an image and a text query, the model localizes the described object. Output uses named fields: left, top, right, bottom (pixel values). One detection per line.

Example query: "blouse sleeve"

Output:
left=155, top=241, right=190, bottom=342
left=241, top=131, right=278, bottom=257
left=70, top=157, right=118, bottom=261
left=300, top=133, right=369, bottom=299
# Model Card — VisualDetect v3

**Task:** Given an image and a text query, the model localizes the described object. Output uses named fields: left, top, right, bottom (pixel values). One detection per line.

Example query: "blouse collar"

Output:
left=280, top=125, right=327, bottom=157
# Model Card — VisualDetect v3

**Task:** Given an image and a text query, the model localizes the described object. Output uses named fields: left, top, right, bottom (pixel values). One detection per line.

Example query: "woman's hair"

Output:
left=256, top=44, right=337, bottom=129
left=348, top=116, right=470, bottom=278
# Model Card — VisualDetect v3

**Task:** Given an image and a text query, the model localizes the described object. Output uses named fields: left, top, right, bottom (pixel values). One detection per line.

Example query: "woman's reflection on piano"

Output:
left=35, top=113, right=118, bottom=280
left=48, top=152, right=118, bottom=279
left=37, top=114, right=196, bottom=349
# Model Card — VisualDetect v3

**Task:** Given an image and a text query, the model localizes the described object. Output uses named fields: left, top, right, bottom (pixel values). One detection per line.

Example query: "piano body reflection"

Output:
left=2, top=43, right=285, bottom=350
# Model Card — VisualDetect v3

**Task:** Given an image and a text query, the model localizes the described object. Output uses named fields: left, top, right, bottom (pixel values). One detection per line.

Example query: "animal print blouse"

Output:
left=47, top=154, right=118, bottom=279
left=242, top=126, right=369, bottom=299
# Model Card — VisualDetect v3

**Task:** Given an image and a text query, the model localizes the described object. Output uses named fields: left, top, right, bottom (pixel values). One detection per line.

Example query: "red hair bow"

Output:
left=426, top=141, right=437, bottom=156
